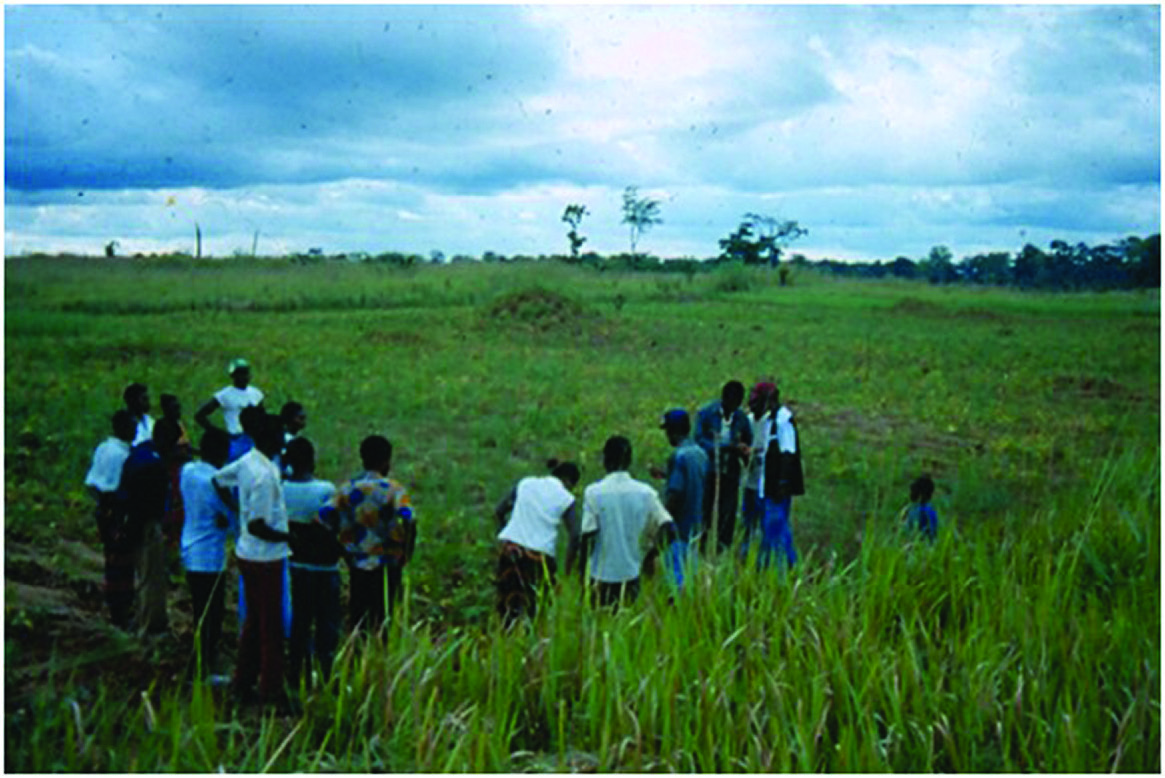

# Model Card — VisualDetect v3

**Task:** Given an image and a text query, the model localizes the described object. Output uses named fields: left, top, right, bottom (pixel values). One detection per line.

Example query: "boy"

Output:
left=118, top=417, right=182, bottom=636
left=194, top=359, right=264, bottom=463
left=180, top=428, right=235, bottom=679
left=694, top=380, right=753, bottom=554
left=85, top=409, right=137, bottom=629
left=656, top=409, right=708, bottom=588
left=579, top=436, right=677, bottom=608
left=318, top=435, right=415, bottom=634
left=902, top=475, right=938, bottom=541
left=758, top=385, right=805, bottom=570
left=741, top=382, right=776, bottom=559
left=123, top=382, right=155, bottom=446
left=282, top=437, right=340, bottom=690
left=214, top=413, right=291, bottom=707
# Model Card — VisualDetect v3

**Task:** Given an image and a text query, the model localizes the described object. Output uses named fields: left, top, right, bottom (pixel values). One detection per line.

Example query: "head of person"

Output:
left=748, top=382, right=776, bottom=418
left=254, top=413, right=285, bottom=458
left=910, top=475, right=935, bottom=504
left=721, top=380, right=746, bottom=415
left=228, top=358, right=252, bottom=389
left=239, top=405, right=266, bottom=439
left=547, top=458, right=581, bottom=490
left=123, top=382, right=150, bottom=416
left=659, top=408, right=691, bottom=447
left=766, top=384, right=783, bottom=414
left=360, top=435, right=393, bottom=475
left=280, top=401, right=306, bottom=435
left=152, top=417, right=182, bottom=459
left=602, top=435, right=633, bottom=474
left=160, top=393, right=182, bottom=421
left=199, top=428, right=231, bottom=468
left=111, top=409, right=136, bottom=443
left=284, top=436, right=316, bottom=479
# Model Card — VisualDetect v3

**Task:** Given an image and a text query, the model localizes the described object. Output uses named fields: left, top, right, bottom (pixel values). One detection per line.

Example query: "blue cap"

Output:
left=660, top=408, right=690, bottom=429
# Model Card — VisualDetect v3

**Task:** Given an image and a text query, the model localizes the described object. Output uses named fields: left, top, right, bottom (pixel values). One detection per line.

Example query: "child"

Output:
left=282, top=437, right=340, bottom=690
left=493, top=459, right=581, bottom=625
left=194, top=359, right=264, bottom=463
left=180, top=428, right=235, bottom=679
left=85, top=409, right=137, bottom=629
left=123, top=382, right=155, bottom=446
left=213, top=413, right=291, bottom=707
left=902, top=475, right=938, bottom=541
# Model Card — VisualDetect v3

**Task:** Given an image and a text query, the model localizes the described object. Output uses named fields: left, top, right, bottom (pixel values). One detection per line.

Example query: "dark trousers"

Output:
left=495, top=543, right=556, bottom=626
left=186, top=570, right=226, bottom=677
left=703, top=470, right=741, bottom=554
left=592, top=578, right=640, bottom=609
left=234, top=558, right=286, bottom=702
left=349, top=563, right=402, bottom=634
left=288, top=566, right=341, bottom=690
left=95, top=502, right=134, bottom=629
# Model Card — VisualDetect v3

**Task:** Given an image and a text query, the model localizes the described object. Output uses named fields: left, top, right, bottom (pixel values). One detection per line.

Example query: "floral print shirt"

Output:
left=318, top=471, right=415, bottom=571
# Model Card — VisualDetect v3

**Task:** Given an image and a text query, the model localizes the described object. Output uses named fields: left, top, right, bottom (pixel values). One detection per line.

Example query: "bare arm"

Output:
left=494, top=485, right=518, bottom=529
left=247, top=518, right=291, bottom=544
left=194, top=398, right=222, bottom=433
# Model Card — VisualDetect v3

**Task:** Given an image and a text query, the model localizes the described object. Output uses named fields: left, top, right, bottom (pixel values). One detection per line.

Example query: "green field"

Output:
left=4, top=256, right=1160, bottom=771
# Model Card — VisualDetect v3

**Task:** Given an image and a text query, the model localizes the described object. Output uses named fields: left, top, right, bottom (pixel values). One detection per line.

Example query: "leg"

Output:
left=740, top=488, right=761, bottom=560
left=383, top=563, right=402, bottom=625
left=135, top=521, right=169, bottom=635
left=314, top=569, right=342, bottom=681
left=348, top=566, right=376, bottom=633
left=187, top=571, right=214, bottom=677
left=760, top=497, right=796, bottom=571
left=288, top=566, right=311, bottom=690
left=717, top=474, right=740, bottom=554
left=255, top=560, right=286, bottom=703
left=233, top=560, right=262, bottom=695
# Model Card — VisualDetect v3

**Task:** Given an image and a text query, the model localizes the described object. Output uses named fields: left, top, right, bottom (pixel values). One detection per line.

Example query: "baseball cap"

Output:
left=749, top=381, right=777, bottom=403
left=659, top=408, right=690, bottom=430
left=227, top=358, right=250, bottom=376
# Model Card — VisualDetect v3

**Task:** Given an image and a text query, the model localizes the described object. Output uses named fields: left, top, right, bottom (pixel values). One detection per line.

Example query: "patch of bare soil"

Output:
left=1051, top=375, right=1151, bottom=404
left=482, top=287, right=599, bottom=335
left=890, top=297, right=1006, bottom=322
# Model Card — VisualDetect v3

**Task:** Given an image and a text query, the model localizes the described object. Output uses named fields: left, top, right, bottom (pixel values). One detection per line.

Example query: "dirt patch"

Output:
left=890, top=297, right=1005, bottom=322
left=1051, top=375, right=1149, bottom=403
left=364, top=329, right=427, bottom=347
left=482, top=287, right=598, bottom=334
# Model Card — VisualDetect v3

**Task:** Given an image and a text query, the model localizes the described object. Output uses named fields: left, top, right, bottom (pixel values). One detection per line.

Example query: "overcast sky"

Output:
left=5, top=4, right=1160, bottom=261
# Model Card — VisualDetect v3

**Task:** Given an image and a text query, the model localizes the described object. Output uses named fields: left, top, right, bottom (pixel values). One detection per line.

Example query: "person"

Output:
left=578, top=436, right=678, bottom=609
left=84, top=409, right=138, bottom=629
left=901, top=475, right=938, bottom=542
left=275, top=401, right=307, bottom=478
left=493, top=459, right=581, bottom=625
left=194, top=359, right=264, bottom=463
left=118, top=417, right=182, bottom=636
left=213, top=413, right=291, bottom=707
left=123, top=382, right=155, bottom=446
left=159, top=393, right=192, bottom=559
left=740, top=382, right=776, bottom=560
left=656, top=409, right=708, bottom=588
left=282, top=437, right=340, bottom=691
left=758, top=385, right=805, bottom=571
left=179, top=428, right=235, bottom=680
left=694, top=380, right=753, bottom=554
left=318, top=435, right=415, bottom=634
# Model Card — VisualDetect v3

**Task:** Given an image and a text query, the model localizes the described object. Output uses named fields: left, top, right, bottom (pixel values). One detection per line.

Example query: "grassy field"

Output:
left=4, top=256, right=1160, bottom=771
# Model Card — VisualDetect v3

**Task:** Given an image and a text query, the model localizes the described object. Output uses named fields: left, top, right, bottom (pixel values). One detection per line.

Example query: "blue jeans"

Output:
left=759, top=496, right=796, bottom=570
left=740, top=488, right=763, bottom=559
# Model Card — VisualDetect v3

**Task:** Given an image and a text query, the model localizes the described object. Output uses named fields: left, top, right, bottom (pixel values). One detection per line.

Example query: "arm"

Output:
left=247, top=517, right=291, bottom=543
left=561, top=502, right=581, bottom=576
left=493, top=485, right=518, bottom=530
left=193, top=397, right=222, bottom=433
left=576, top=530, right=596, bottom=581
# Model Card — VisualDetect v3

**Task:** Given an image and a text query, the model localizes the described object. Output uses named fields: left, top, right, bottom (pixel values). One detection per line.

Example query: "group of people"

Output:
left=85, top=363, right=938, bottom=709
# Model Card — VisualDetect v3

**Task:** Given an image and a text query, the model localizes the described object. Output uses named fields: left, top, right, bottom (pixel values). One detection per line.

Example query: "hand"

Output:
left=648, top=465, right=666, bottom=480
left=214, top=513, right=229, bottom=530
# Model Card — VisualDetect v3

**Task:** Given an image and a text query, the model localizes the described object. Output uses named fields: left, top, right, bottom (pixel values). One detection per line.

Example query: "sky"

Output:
left=4, top=3, right=1161, bottom=262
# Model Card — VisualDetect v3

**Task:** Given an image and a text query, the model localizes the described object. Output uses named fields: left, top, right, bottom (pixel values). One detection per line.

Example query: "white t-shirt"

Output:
left=180, top=461, right=236, bottom=573
left=581, top=471, right=674, bottom=583
left=214, top=385, right=264, bottom=435
left=283, top=479, right=337, bottom=525
left=497, top=475, right=576, bottom=557
left=745, top=410, right=771, bottom=490
left=132, top=414, right=155, bottom=447
left=84, top=437, right=132, bottom=493
left=214, top=449, right=288, bottom=562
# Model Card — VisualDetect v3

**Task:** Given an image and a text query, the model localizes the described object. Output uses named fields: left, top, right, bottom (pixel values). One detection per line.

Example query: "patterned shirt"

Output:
left=318, top=471, right=415, bottom=571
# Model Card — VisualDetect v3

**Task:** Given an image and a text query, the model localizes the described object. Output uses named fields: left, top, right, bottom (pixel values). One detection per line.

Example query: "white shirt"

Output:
left=497, top=475, right=576, bottom=557
left=581, top=471, right=674, bottom=583
left=758, top=406, right=797, bottom=500
left=214, top=385, right=264, bottom=435
left=745, top=410, right=771, bottom=490
left=180, top=461, right=236, bottom=573
left=132, top=414, right=155, bottom=447
left=283, top=479, right=337, bottom=525
left=214, top=449, right=288, bottom=562
left=84, top=437, right=132, bottom=493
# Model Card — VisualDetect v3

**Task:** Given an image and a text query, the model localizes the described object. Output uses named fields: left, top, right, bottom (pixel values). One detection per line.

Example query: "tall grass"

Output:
left=7, top=446, right=1157, bottom=772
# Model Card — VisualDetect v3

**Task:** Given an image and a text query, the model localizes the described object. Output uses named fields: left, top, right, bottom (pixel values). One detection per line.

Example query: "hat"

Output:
left=749, top=381, right=777, bottom=403
left=227, top=358, right=250, bottom=376
left=659, top=408, right=690, bottom=430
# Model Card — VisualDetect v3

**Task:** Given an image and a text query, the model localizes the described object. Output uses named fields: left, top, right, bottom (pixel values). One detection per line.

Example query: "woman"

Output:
left=493, top=460, right=580, bottom=625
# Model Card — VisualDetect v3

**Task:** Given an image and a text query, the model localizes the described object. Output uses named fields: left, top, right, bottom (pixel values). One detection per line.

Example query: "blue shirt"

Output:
left=180, top=461, right=236, bottom=572
left=665, top=438, right=709, bottom=541
left=904, top=503, right=938, bottom=541
left=694, top=400, right=753, bottom=477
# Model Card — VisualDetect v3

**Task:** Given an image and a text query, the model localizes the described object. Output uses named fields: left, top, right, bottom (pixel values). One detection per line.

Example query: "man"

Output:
left=85, top=409, right=138, bottom=629
left=741, top=382, right=777, bottom=560
left=213, top=413, right=291, bottom=707
left=318, top=435, right=416, bottom=634
left=118, top=417, right=182, bottom=636
left=194, top=359, right=265, bottom=463
left=579, top=436, right=677, bottom=608
left=759, top=385, right=805, bottom=570
left=658, top=409, right=709, bottom=587
left=694, top=380, right=753, bottom=554
left=123, top=382, right=155, bottom=446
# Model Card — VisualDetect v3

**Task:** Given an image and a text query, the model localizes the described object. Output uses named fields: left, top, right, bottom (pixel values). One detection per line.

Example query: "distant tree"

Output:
left=889, top=256, right=917, bottom=279
left=430, top=250, right=446, bottom=265
left=1013, top=244, right=1046, bottom=288
left=104, top=240, right=119, bottom=258
left=921, top=245, right=957, bottom=284
left=562, top=204, right=589, bottom=259
left=718, top=214, right=806, bottom=268
left=621, top=187, right=662, bottom=257
left=962, top=251, right=1012, bottom=285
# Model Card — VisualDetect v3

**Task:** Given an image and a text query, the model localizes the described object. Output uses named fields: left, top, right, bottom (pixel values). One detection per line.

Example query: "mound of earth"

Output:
left=483, top=287, right=597, bottom=333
